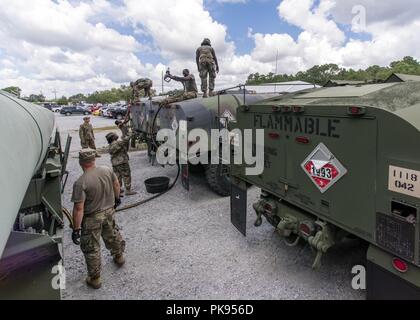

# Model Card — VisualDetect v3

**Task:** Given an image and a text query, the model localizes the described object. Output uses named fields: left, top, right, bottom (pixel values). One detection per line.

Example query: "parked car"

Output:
left=51, top=105, right=62, bottom=113
left=60, top=106, right=91, bottom=116
left=104, top=107, right=116, bottom=118
left=110, top=105, right=128, bottom=120
left=99, top=106, right=109, bottom=116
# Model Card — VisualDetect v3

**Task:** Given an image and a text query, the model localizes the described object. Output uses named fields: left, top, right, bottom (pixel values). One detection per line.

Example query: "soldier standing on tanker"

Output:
left=196, top=38, right=219, bottom=98
left=79, top=117, right=100, bottom=157
left=160, top=69, right=198, bottom=106
left=106, top=132, right=137, bottom=196
left=71, top=149, right=126, bottom=290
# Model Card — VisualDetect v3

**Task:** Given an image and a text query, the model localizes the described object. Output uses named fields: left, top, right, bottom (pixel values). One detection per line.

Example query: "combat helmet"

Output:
left=106, top=132, right=119, bottom=143
left=201, top=38, right=211, bottom=46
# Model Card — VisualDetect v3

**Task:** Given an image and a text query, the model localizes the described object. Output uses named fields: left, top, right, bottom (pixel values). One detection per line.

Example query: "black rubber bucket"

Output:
left=144, top=176, right=170, bottom=194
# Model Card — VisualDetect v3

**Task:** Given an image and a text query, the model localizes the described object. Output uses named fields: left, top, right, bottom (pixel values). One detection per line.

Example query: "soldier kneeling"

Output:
left=106, top=132, right=137, bottom=196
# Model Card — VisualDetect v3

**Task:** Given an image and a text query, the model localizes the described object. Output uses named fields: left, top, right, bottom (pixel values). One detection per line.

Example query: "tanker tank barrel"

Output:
left=0, top=91, right=55, bottom=256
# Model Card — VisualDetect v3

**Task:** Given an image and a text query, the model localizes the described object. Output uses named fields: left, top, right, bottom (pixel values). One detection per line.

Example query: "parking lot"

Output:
left=58, top=115, right=366, bottom=300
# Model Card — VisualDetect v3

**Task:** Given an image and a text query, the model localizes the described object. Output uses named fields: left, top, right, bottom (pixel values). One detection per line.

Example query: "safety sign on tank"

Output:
left=301, top=143, right=348, bottom=193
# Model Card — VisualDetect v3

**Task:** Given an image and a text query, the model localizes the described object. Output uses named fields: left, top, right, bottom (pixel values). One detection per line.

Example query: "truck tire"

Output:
left=205, top=164, right=231, bottom=197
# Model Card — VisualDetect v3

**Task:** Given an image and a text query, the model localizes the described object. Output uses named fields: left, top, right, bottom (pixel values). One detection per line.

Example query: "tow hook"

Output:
left=277, top=216, right=298, bottom=238
left=308, top=223, right=334, bottom=270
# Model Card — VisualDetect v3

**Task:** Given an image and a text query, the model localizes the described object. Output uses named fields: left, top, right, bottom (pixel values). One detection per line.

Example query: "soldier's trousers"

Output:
left=113, top=163, right=132, bottom=191
left=80, top=208, right=125, bottom=278
left=81, top=139, right=97, bottom=150
left=199, top=62, right=216, bottom=93
left=160, top=92, right=197, bottom=106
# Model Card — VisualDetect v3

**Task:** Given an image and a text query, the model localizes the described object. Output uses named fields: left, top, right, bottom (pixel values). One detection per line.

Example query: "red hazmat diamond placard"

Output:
left=301, top=143, right=347, bottom=193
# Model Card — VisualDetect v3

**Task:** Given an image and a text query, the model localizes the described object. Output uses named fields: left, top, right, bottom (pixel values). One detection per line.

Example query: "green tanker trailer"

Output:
left=131, top=92, right=275, bottom=196
left=0, top=91, right=70, bottom=300
left=230, top=81, right=420, bottom=299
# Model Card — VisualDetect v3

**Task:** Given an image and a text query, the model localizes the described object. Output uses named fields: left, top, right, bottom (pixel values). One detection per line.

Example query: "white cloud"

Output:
left=0, top=0, right=419, bottom=98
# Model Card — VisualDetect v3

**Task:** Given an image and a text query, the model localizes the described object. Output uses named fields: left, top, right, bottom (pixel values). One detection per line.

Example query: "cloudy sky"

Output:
left=0, top=0, right=419, bottom=98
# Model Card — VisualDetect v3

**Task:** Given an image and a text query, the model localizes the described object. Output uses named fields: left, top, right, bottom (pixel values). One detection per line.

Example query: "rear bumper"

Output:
left=367, top=245, right=420, bottom=300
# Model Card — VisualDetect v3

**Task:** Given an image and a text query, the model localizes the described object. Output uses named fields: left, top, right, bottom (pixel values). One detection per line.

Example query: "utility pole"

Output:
left=274, top=50, right=279, bottom=93
left=161, top=71, right=164, bottom=95
left=53, top=89, right=57, bottom=101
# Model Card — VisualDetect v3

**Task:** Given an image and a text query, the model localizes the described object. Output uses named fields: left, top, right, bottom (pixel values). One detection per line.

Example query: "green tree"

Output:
left=2, top=86, right=22, bottom=97
left=246, top=56, right=420, bottom=86
left=57, top=96, right=68, bottom=105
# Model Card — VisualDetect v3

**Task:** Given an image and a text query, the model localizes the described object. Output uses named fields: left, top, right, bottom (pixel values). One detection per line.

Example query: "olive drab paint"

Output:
left=230, top=82, right=420, bottom=299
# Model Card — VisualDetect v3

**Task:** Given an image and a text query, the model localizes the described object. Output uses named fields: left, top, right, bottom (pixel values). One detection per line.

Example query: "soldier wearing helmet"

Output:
left=160, top=69, right=198, bottom=107
left=196, top=38, right=219, bottom=98
left=106, top=132, right=137, bottom=197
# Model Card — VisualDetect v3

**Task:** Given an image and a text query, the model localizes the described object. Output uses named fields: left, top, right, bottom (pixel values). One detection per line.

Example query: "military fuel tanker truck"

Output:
left=131, top=92, right=275, bottom=196
left=230, top=81, right=420, bottom=299
left=0, top=91, right=70, bottom=300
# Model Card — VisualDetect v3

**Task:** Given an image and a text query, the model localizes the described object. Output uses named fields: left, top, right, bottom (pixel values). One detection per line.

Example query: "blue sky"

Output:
left=0, top=0, right=418, bottom=97
left=204, top=0, right=302, bottom=55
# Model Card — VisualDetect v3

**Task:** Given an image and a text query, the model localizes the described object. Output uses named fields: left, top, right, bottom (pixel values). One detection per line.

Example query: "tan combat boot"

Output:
left=86, top=276, right=102, bottom=289
left=114, top=254, right=126, bottom=267
left=203, top=92, right=208, bottom=98
left=209, top=90, right=214, bottom=97
left=125, top=189, right=137, bottom=196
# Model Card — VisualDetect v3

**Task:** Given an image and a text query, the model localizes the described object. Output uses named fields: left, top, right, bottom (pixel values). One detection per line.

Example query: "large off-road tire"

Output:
left=189, top=163, right=205, bottom=174
left=205, top=164, right=231, bottom=197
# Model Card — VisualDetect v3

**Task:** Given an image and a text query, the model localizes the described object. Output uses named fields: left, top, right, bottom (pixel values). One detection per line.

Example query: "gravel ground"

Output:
left=58, top=115, right=366, bottom=300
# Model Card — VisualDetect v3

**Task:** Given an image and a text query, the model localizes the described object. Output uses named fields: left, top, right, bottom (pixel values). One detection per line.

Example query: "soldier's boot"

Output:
left=125, top=189, right=138, bottom=196
left=203, top=92, right=208, bottom=98
left=95, top=153, right=101, bottom=158
left=86, top=276, right=102, bottom=289
left=209, top=90, right=214, bottom=97
left=113, top=254, right=126, bottom=267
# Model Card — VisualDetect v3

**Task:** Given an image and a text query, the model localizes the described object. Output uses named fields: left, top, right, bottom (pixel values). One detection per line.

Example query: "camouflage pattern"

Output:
left=196, top=45, right=219, bottom=94
left=132, top=78, right=153, bottom=104
left=81, top=208, right=125, bottom=279
left=113, top=163, right=132, bottom=192
left=161, top=91, right=198, bottom=106
left=109, top=136, right=132, bottom=191
left=79, top=148, right=96, bottom=163
left=118, top=123, right=130, bottom=138
left=160, top=73, right=198, bottom=106
left=79, top=123, right=96, bottom=150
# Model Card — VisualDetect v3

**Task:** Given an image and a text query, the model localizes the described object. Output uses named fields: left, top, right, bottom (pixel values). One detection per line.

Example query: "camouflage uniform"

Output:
left=196, top=44, right=219, bottom=95
left=118, top=123, right=130, bottom=138
left=109, top=136, right=133, bottom=192
left=72, top=150, right=125, bottom=280
left=132, top=78, right=153, bottom=104
left=160, top=74, right=198, bottom=106
left=81, top=208, right=125, bottom=279
left=79, top=122, right=97, bottom=150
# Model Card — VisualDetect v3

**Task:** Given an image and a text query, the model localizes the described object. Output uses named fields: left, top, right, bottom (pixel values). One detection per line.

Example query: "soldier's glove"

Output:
left=72, top=229, right=81, bottom=245
left=114, top=197, right=122, bottom=209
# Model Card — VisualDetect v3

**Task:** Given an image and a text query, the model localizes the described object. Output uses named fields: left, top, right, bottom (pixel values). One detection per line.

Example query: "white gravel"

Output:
left=58, top=115, right=366, bottom=300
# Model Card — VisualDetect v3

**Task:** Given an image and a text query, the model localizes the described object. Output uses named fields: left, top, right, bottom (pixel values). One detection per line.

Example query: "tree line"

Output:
left=1, top=85, right=157, bottom=105
left=246, top=56, right=420, bottom=85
